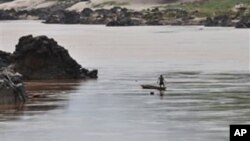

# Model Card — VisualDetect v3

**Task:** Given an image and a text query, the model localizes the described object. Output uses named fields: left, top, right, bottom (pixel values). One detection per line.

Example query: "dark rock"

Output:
left=1, top=6, right=233, bottom=27
left=0, top=50, right=11, bottom=68
left=164, top=8, right=189, bottom=18
left=45, top=7, right=146, bottom=26
left=0, top=9, right=50, bottom=20
left=62, top=11, right=80, bottom=24
left=0, top=68, right=26, bottom=104
left=106, top=20, right=120, bottom=26
left=95, top=8, right=111, bottom=16
left=44, top=12, right=63, bottom=23
left=214, top=15, right=233, bottom=26
left=0, top=0, right=13, bottom=3
left=110, top=7, right=123, bottom=14
left=145, top=19, right=164, bottom=25
left=107, top=17, right=143, bottom=26
left=12, top=35, right=97, bottom=80
left=151, top=8, right=160, bottom=13
left=79, top=68, right=97, bottom=78
left=81, top=8, right=94, bottom=17
left=204, top=17, right=216, bottom=26
left=204, top=15, right=233, bottom=27
left=0, top=9, right=18, bottom=20
left=87, top=69, right=98, bottom=78
left=28, top=9, right=50, bottom=20
left=236, top=16, right=250, bottom=28
left=79, top=8, right=113, bottom=24
left=46, top=10, right=80, bottom=24
left=42, top=7, right=196, bottom=26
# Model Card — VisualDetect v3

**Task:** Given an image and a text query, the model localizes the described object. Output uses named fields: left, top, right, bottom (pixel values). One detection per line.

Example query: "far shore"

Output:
left=0, top=1, right=249, bottom=28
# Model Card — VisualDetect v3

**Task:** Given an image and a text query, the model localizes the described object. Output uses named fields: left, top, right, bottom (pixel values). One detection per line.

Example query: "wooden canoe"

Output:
left=141, top=85, right=166, bottom=91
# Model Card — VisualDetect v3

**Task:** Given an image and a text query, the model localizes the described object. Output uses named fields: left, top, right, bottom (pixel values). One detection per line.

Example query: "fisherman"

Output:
left=157, top=75, right=166, bottom=88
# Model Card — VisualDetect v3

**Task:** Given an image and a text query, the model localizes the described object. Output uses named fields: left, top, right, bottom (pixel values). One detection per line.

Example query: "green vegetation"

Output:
left=163, top=0, right=250, bottom=16
left=92, top=1, right=129, bottom=8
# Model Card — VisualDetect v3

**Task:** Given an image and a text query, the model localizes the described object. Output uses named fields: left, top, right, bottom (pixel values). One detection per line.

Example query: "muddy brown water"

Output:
left=0, top=21, right=249, bottom=141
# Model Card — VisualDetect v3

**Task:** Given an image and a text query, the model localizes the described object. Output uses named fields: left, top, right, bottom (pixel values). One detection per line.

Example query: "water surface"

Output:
left=0, top=21, right=249, bottom=141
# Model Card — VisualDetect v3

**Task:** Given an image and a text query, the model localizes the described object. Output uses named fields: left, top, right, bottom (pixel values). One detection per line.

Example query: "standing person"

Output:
left=158, top=75, right=166, bottom=88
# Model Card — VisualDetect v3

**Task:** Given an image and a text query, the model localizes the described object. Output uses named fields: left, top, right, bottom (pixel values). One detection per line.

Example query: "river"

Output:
left=0, top=21, right=249, bottom=141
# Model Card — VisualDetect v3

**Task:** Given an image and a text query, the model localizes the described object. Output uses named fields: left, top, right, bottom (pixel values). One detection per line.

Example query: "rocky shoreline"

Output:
left=0, top=35, right=98, bottom=104
left=0, top=67, right=26, bottom=105
left=0, top=5, right=249, bottom=28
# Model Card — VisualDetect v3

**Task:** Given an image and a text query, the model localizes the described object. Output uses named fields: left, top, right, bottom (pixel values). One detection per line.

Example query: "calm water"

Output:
left=0, top=21, right=249, bottom=141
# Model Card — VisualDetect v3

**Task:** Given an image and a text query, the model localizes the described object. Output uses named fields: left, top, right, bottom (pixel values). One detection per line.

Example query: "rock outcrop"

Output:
left=107, top=17, right=143, bottom=26
left=0, top=50, right=11, bottom=68
left=0, top=8, right=51, bottom=20
left=12, top=35, right=98, bottom=80
left=0, top=34, right=97, bottom=104
left=204, top=15, right=234, bottom=27
left=45, top=7, right=201, bottom=26
left=0, top=68, right=26, bottom=104
left=236, top=16, right=250, bottom=28
left=45, top=10, right=80, bottom=24
left=0, top=9, right=18, bottom=20
left=0, top=51, right=25, bottom=105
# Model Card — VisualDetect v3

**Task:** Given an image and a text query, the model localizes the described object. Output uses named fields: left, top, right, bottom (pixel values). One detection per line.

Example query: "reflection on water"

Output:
left=0, top=21, right=249, bottom=141
left=0, top=80, right=82, bottom=121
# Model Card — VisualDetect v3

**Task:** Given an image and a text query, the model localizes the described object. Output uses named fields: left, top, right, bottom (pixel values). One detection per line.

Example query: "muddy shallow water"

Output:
left=0, top=21, right=249, bottom=141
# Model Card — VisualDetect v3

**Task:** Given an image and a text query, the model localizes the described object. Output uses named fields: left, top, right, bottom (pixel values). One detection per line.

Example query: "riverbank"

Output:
left=0, top=0, right=249, bottom=28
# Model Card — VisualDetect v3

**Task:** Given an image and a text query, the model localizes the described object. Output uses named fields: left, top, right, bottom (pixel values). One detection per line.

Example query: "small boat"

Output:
left=141, top=85, right=166, bottom=91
